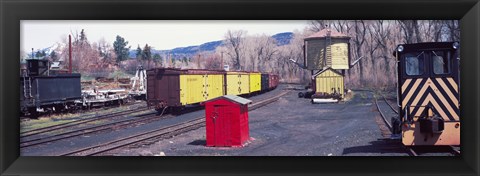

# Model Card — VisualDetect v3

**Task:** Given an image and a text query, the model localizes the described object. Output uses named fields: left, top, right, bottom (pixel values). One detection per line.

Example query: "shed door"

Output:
left=213, top=105, right=232, bottom=146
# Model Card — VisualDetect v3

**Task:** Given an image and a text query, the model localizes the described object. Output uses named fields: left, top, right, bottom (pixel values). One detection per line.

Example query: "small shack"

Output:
left=312, top=68, right=344, bottom=100
left=203, top=95, right=252, bottom=147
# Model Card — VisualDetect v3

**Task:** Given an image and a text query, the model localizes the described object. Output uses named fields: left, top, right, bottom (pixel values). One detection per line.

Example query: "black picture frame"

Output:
left=1, top=0, right=479, bottom=175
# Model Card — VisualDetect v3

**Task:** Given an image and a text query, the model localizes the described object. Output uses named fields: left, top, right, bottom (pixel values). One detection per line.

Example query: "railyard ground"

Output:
left=113, top=85, right=410, bottom=156
left=21, top=84, right=457, bottom=156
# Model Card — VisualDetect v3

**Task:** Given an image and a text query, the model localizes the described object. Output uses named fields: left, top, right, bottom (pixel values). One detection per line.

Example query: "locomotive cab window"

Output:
left=432, top=51, right=450, bottom=75
left=405, top=52, right=425, bottom=76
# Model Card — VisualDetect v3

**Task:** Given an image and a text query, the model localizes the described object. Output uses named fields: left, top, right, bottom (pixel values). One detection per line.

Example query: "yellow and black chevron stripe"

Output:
left=401, top=77, right=459, bottom=121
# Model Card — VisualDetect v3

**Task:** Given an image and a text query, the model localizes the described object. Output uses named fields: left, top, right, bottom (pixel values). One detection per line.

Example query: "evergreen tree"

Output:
left=98, top=46, right=104, bottom=57
left=153, top=53, right=162, bottom=64
left=76, top=29, right=90, bottom=47
left=182, top=56, right=188, bottom=65
left=135, top=45, right=142, bottom=60
left=80, top=29, right=87, bottom=42
left=50, top=51, right=57, bottom=61
left=113, top=35, right=130, bottom=63
left=142, top=44, right=152, bottom=61
left=35, top=50, right=46, bottom=59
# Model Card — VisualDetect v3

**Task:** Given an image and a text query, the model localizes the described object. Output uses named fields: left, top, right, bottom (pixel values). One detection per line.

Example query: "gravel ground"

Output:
left=113, top=89, right=410, bottom=156
left=20, top=85, right=289, bottom=156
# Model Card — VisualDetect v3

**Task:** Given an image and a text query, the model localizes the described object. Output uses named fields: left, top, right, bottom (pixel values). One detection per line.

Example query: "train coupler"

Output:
left=418, top=116, right=445, bottom=134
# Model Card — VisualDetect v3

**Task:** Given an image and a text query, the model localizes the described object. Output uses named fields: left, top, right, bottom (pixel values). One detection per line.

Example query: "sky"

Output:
left=21, top=20, right=309, bottom=54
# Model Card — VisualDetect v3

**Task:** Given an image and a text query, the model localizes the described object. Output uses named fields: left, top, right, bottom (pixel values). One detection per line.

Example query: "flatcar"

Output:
left=20, top=59, right=82, bottom=117
left=392, top=42, right=460, bottom=146
left=146, top=68, right=279, bottom=112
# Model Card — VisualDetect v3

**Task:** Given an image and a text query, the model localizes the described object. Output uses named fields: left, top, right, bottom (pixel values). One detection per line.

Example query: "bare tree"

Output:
left=444, top=20, right=460, bottom=41
left=398, top=20, right=423, bottom=43
left=203, top=53, right=223, bottom=70
left=352, top=20, right=367, bottom=84
left=224, top=30, right=246, bottom=70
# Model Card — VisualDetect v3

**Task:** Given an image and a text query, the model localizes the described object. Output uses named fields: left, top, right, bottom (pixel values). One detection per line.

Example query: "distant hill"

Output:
left=272, top=32, right=294, bottom=45
left=129, top=32, right=293, bottom=59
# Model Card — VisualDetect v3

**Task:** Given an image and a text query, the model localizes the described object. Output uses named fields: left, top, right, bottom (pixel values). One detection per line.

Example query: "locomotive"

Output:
left=392, top=42, right=460, bottom=146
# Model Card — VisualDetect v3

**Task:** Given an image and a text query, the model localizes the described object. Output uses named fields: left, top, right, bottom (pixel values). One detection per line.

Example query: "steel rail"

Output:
left=21, top=106, right=149, bottom=137
left=20, top=111, right=163, bottom=148
left=61, top=90, right=290, bottom=156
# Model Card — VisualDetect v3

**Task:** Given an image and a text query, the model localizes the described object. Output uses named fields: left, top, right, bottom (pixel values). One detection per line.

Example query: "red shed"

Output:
left=203, top=95, right=252, bottom=147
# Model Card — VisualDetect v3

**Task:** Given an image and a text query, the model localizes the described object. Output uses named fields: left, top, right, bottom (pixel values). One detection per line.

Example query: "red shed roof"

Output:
left=204, top=95, right=252, bottom=105
left=305, top=28, right=350, bottom=39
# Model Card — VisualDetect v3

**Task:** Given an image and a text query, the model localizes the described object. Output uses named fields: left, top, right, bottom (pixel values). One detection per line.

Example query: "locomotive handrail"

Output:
left=23, top=76, right=27, bottom=98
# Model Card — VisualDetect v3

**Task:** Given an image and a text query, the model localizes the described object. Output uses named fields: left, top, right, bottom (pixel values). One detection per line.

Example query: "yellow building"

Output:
left=313, top=68, right=344, bottom=99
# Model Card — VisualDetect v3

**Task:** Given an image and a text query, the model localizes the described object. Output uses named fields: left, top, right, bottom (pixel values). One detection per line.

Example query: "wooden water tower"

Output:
left=304, top=28, right=351, bottom=71
left=301, top=28, right=353, bottom=102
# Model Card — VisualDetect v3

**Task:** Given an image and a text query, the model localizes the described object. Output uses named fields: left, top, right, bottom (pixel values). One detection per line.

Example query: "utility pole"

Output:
left=197, top=54, right=201, bottom=68
left=221, top=51, right=224, bottom=70
left=69, top=34, right=72, bottom=73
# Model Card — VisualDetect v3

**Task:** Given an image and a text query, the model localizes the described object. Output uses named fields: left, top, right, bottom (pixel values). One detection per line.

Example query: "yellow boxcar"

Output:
left=205, top=74, right=224, bottom=100
left=180, top=73, right=224, bottom=105
left=249, top=72, right=261, bottom=93
left=180, top=74, right=204, bottom=105
left=314, top=68, right=344, bottom=98
left=226, top=72, right=250, bottom=95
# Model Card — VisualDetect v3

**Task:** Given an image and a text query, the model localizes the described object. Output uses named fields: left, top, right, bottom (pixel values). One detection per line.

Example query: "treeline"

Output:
left=308, top=20, right=459, bottom=90
left=214, top=20, right=460, bottom=90
left=25, top=20, right=459, bottom=90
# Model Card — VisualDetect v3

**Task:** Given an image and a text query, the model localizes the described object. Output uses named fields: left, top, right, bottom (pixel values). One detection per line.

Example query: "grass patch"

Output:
left=20, top=103, right=145, bottom=132
left=81, top=75, right=96, bottom=81
left=21, top=118, right=77, bottom=133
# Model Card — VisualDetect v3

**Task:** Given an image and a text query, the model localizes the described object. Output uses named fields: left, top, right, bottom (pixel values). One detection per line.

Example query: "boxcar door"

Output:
left=168, top=75, right=180, bottom=106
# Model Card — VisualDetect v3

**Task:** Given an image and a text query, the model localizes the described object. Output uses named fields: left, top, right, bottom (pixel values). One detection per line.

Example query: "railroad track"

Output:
left=373, top=93, right=397, bottom=132
left=381, top=94, right=398, bottom=114
left=373, top=92, right=460, bottom=156
left=20, top=101, right=142, bottom=120
left=20, top=110, right=164, bottom=148
left=406, top=145, right=461, bottom=156
left=61, top=90, right=291, bottom=156
left=21, top=106, right=150, bottom=138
